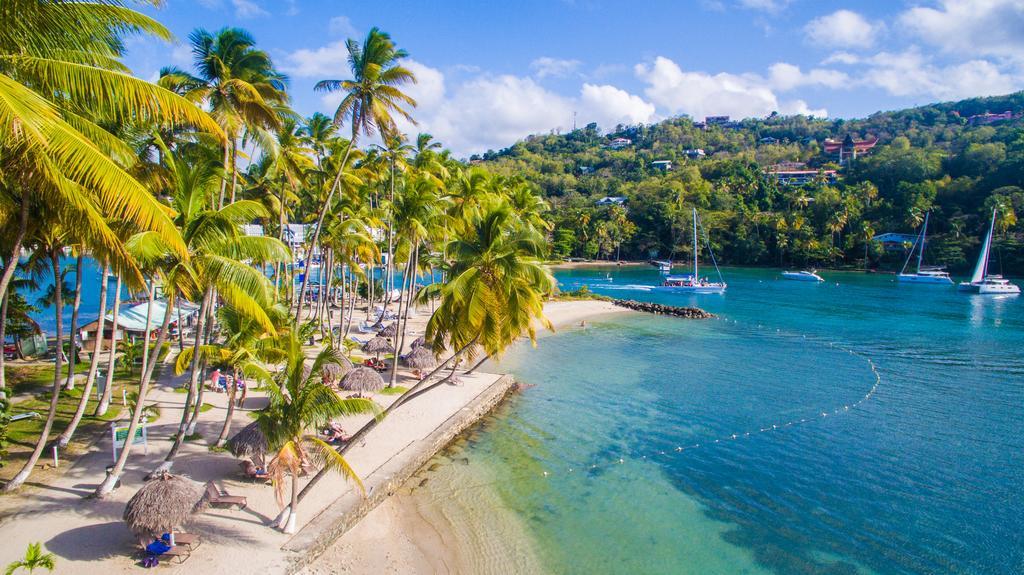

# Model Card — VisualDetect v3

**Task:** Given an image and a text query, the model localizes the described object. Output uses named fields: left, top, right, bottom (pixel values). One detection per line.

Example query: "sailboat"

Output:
left=957, top=208, right=1020, bottom=295
left=897, top=212, right=953, bottom=284
left=654, top=208, right=727, bottom=294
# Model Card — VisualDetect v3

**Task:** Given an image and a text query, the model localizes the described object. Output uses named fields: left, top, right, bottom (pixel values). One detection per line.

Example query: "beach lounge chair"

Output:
left=139, top=540, right=191, bottom=566
left=203, top=481, right=247, bottom=509
left=170, top=532, right=201, bottom=551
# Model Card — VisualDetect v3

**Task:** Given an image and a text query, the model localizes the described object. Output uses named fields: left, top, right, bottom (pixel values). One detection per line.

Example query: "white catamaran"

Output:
left=655, top=208, right=727, bottom=294
left=897, top=211, right=953, bottom=285
left=957, top=208, right=1020, bottom=295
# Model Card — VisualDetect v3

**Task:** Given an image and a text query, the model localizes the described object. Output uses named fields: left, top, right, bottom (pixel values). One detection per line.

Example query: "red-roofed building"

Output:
left=823, top=135, right=878, bottom=164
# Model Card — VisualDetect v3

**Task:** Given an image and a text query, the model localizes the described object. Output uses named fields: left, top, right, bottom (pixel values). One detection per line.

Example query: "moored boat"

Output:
left=653, top=208, right=726, bottom=294
left=782, top=270, right=824, bottom=282
left=897, top=212, right=953, bottom=285
left=958, top=208, right=1020, bottom=295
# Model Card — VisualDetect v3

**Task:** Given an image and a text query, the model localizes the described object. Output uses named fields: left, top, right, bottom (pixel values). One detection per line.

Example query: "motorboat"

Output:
left=782, top=270, right=824, bottom=282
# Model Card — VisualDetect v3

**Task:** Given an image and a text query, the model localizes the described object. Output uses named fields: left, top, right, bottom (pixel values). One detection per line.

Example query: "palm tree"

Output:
left=160, top=27, right=286, bottom=207
left=3, top=542, right=55, bottom=575
left=297, top=28, right=418, bottom=321
left=257, top=332, right=378, bottom=533
left=0, top=0, right=223, bottom=311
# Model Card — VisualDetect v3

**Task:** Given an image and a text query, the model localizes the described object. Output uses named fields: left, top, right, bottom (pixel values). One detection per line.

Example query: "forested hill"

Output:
left=476, top=92, right=1024, bottom=275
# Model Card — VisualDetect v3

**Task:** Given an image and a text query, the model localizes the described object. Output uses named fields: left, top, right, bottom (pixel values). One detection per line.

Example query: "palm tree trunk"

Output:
left=140, top=279, right=154, bottom=379
left=295, top=139, right=355, bottom=323
left=0, top=198, right=30, bottom=392
left=283, top=471, right=300, bottom=534
left=5, top=248, right=64, bottom=492
left=176, top=304, right=185, bottom=352
left=218, top=139, right=231, bottom=209
left=57, top=265, right=109, bottom=448
left=63, top=253, right=84, bottom=390
left=95, top=292, right=174, bottom=497
left=388, top=253, right=412, bottom=387
left=214, top=370, right=238, bottom=448
left=94, top=273, right=122, bottom=416
left=185, top=301, right=215, bottom=435
left=0, top=293, right=8, bottom=393
left=162, top=287, right=212, bottom=467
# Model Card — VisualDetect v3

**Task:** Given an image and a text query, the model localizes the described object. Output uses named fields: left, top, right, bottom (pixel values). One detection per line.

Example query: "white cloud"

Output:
left=822, top=52, right=861, bottom=65
left=899, top=0, right=1024, bottom=61
left=231, top=0, right=267, bottom=18
left=530, top=57, right=582, bottom=78
left=859, top=49, right=1020, bottom=101
left=579, top=84, right=656, bottom=126
left=634, top=56, right=826, bottom=120
left=738, top=0, right=789, bottom=12
left=284, top=0, right=299, bottom=16
left=328, top=15, right=357, bottom=37
left=805, top=10, right=880, bottom=48
left=768, top=62, right=849, bottom=91
left=283, top=41, right=348, bottom=77
left=170, top=43, right=193, bottom=68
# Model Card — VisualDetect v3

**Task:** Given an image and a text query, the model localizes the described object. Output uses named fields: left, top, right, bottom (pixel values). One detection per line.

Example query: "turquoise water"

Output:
left=419, top=266, right=1024, bottom=574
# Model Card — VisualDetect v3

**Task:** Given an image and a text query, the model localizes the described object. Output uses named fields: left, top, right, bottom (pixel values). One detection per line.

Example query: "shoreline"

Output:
left=302, top=299, right=631, bottom=574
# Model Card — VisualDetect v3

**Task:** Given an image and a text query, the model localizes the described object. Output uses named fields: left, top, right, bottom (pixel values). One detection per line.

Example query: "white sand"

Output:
left=0, top=299, right=626, bottom=575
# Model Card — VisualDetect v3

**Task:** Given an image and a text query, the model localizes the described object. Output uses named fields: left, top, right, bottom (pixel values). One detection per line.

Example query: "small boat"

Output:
left=897, top=212, right=953, bottom=285
left=782, top=270, right=824, bottom=282
left=654, top=208, right=726, bottom=294
left=652, top=260, right=673, bottom=273
left=958, top=208, right=1020, bottom=295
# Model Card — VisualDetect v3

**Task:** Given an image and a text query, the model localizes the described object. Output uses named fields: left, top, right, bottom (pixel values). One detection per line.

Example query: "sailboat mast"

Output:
left=692, top=208, right=698, bottom=279
left=982, top=207, right=996, bottom=279
left=916, top=212, right=929, bottom=273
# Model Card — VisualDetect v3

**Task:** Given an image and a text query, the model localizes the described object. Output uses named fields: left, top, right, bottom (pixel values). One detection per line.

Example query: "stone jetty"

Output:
left=612, top=299, right=715, bottom=319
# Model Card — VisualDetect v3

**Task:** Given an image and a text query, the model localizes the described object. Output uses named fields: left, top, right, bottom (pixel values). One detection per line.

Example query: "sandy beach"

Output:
left=302, top=299, right=629, bottom=574
left=0, top=298, right=626, bottom=575
left=547, top=260, right=647, bottom=269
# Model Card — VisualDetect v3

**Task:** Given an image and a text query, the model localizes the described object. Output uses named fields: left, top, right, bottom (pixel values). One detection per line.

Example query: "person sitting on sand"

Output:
left=322, top=422, right=347, bottom=443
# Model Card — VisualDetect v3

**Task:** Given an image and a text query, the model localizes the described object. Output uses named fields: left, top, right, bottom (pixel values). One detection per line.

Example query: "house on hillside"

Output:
left=872, top=232, right=919, bottom=252
left=651, top=160, right=673, bottom=171
left=608, top=137, right=632, bottom=149
left=966, top=111, right=1020, bottom=126
left=764, top=167, right=836, bottom=186
left=596, top=196, right=627, bottom=206
left=683, top=149, right=706, bottom=159
left=823, top=135, right=878, bottom=164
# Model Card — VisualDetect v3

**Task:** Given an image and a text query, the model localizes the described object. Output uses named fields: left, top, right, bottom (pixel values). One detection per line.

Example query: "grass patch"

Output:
left=199, top=402, right=214, bottom=413
left=379, top=385, right=408, bottom=395
left=184, top=432, right=203, bottom=442
left=172, top=386, right=188, bottom=393
left=208, top=445, right=227, bottom=453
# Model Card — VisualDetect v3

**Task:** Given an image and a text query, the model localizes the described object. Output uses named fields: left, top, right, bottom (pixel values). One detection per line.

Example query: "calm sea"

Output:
left=412, top=266, right=1024, bottom=575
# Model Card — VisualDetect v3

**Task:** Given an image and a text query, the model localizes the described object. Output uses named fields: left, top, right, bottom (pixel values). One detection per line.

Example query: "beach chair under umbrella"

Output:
left=123, top=471, right=205, bottom=556
left=377, top=322, right=398, bottom=338
left=321, top=356, right=353, bottom=387
left=227, top=421, right=267, bottom=467
left=403, top=346, right=437, bottom=372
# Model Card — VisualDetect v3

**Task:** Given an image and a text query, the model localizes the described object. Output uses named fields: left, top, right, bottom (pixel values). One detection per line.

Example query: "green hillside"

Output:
left=477, top=92, right=1024, bottom=275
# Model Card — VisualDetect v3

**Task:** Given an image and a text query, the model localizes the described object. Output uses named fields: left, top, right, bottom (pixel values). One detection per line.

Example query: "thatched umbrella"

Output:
left=378, top=323, right=398, bottom=338
left=123, top=472, right=205, bottom=543
left=404, top=346, right=437, bottom=371
left=321, top=356, right=353, bottom=386
left=370, top=320, right=385, bottom=331
left=227, top=421, right=267, bottom=466
left=340, top=366, right=385, bottom=394
left=410, top=336, right=426, bottom=349
left=361, top=336, right=393, bottom=359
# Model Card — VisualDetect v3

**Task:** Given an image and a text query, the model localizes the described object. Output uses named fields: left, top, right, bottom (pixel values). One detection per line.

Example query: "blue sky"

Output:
left=123, top=0, right=1024, bottom=156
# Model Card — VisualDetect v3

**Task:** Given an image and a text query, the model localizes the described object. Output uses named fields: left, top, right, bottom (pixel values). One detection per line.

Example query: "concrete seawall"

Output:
left=282, top=373, right=518, bottom=573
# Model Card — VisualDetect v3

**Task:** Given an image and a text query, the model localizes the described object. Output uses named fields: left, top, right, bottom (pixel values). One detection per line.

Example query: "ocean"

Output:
left=409, top=265, right=1024, bottom=575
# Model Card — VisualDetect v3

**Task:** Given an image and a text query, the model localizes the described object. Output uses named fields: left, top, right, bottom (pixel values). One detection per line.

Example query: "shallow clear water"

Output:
left=416, top=266, right=1024, bottom=575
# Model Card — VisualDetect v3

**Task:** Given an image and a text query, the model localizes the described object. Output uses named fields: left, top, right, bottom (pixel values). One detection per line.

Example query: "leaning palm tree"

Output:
left=3, top=542, right=55, bottom=575
left=296, top=28, right=418, bottom=321
left=257, top=332, right=379, bottom=533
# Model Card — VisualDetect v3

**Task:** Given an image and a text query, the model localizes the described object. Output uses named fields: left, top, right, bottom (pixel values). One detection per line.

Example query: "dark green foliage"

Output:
left=480, top=92, right=1024, bottom=273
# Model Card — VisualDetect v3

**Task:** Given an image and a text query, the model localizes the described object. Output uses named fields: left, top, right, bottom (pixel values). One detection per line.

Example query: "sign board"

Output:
left=110, top=420, right=148, bottom=462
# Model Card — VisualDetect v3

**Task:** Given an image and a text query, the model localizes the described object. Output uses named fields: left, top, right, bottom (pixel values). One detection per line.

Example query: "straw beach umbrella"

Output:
left=377, top=323, right=398, bottom=338
left=321, top=356, right=353, bottom=386
left=410, top=336, right=426, bottom=349
left=340, top=366, right=385, bottom=394
left=227, top=421, right=268, bottom=466
left=361, top=336, right=393, bottom=359
left=123, top=472, right=205, bottom=542
left=403, top=346, right=437, bottom=370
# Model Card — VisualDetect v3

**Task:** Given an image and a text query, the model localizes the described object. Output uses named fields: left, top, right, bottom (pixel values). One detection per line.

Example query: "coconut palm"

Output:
left=160, top=27, right=286, bottom=207
left=256, top=332, right=379, bottom=533
left=297, top=28, right=418, bottom=321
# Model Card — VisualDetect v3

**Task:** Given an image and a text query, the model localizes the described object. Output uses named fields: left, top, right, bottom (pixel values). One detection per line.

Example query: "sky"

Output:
left=122, top=0, right=1024, bottom=157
